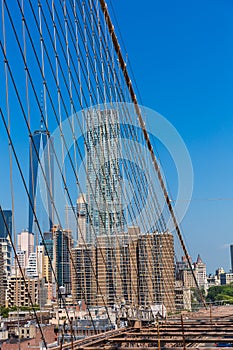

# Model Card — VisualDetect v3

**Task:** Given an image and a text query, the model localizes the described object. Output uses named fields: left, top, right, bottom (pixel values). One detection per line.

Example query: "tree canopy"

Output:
left=206, top=284, right=233, bottom=304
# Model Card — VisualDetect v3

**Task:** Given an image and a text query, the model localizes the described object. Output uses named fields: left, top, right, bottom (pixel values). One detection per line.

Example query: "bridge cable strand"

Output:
left=0, top=2, right=198, bottom=341
left=99, top=0, right=207, bottom=309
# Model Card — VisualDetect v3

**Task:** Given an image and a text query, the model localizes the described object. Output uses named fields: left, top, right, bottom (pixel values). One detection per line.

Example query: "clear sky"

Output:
left=110, top=0, right=233, bottom=273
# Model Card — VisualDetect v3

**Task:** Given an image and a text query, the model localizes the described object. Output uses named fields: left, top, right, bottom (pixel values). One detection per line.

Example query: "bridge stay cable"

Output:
left=0, top=2, right=208, bottom=348
left=99, top=0, right=207, bottom=309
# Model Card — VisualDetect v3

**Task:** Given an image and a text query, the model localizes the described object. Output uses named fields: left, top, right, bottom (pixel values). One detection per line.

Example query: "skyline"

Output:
left=1, top=2, right=233, bottom=346
left=0, top=0, right=232, bottom=274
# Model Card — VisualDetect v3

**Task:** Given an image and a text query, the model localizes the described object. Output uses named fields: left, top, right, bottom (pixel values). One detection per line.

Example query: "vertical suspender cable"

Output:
left=99, top=0, right=207, bottom=309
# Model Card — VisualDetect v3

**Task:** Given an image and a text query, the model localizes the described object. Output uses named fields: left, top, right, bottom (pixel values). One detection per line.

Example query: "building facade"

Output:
left=0, top=210, right=12, bottom=278
left=137, top=232, right=175, bottom=311
left=17, top=230, right=34, bottom=267
left=77, top=194, right=87, bottom=246
left=230, top=245, right=233, bottom=272
left=53, top=226, right=72, bottom=296
left=194, top=254, right=207, bottom=291
left=85, top=109, right=124, bottom=244
left=71, top=245, right=96, bottom=305
left=25, top=253, right=38, bottom=279
left=28, top=126, right=54, bottom=235
left=71, top=230, right=176, bottom=313
left=7, top=276, right=38, bottom=307
left=220, top=272, right=233, bottom=285
left=0, top=210, right=12, bottom=239
left=0, top=246, right=7, bottom=306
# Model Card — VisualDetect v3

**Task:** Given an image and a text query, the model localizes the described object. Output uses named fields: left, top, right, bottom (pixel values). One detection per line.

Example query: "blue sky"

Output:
left=110, top=0, right=233, bottom=273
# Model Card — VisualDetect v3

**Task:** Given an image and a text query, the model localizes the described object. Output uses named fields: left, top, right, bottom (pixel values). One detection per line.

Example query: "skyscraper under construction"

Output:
left=71, top=229, right=175, bottom=313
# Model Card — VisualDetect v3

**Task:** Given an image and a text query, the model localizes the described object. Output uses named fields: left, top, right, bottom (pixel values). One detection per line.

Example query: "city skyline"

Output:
left=0, top=0, right=233, bottom=271
left=0, top=1, right=232, bottom=347
left=0, top=1, right=232, bottom=274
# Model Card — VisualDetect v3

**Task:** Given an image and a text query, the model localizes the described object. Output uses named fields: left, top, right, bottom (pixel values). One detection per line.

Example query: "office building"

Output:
left=175, top=280, right=191, bottom=311
left=71, top=245, right=96, bottom=305
left=36, top=245, right=46, bottom=279
left=43, top=231, right=53, bottom=260
left=95, top=231, right=139, bottom=306
left=72, top=229, right=176, bottom=313
left=0, top=210, right=12, bottom=239
left=194, top=254, right=207, bottom=291
left=77, top=194, right=87, bottom=245
left=26, top=252, right=38, bottom=279
left=17, top=230, right=34, bottom=267
left=176, top=257, right=196, bottom=290
left=137, top=232, right=175, bottom=311
left=220, top=272, right=233, bottom=285
left=85, top=109, right=124, bottom=244
left=53, top=226, right=72, bottom=296
left=0, top=210, right=12, bottom=277
left=0, top=246, right=7, bottom=306
left=43, top=230, right=54, bottom=288
left=230, top=245, right=233, bottom=272
left=16, top=250, right=26, bottom=270
left=28, top=124, right=54, bottom=235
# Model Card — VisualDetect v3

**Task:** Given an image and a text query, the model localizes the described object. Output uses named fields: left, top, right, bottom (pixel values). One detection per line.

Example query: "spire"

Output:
left=40, top=87, right=45, bottom=131
left=196, top=254, right=203, bottom=264
left=40, top=118, right=44, bottom=130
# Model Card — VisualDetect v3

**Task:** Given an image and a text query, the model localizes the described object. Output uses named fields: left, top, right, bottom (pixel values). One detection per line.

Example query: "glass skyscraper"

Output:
left=0, top=210, right=12, bottom=239
left=54, top=226, right=72, bottom=296
left=85, top=109, right=124, bottom=244
left=0, top=210, right=12, bottom=277
left=28, top=125, right=54, bottom=235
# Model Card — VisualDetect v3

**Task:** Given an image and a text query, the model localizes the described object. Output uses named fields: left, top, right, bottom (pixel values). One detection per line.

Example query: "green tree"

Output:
left=206, top=284, right=233, bottom=304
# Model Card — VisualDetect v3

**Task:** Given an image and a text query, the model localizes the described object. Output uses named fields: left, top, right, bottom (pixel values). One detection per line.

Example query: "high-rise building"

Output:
left=26, top=252, right=38, bottom=279
left=71, top=233, right=134, bottom=307
left=194, top=254, right=207, bottom=291
left=36, top=245, right=46, bottom=279
left=65, top=205, right=77, bottom=243
left=0, top=246, right=7, bottom=306
left=16, top=250, right=27, bottom=270
left=0, top=210, right=12, bottom=277
left=95, top=235, right=120, bottom=306
left=137, top=232, right=175, bottom=312
left=176, top=256, right=196, bottom=290
left=0, top=210, right=12, bottom=239
left=0, top=238, right=12, bottom=277
left=17, top=230, right=34, bottom=267
left=28, top=124, right=54, bottom=235
left=72, top=229, right=175, bottom=313
left=71, top=245, right=96, bottom=305
left=43, top=231, right=54, bottom=261
left=85, top=109, right=124, bottom=244
left=77, top=194, right=87, bottom=245
left=53, top=226, right=72, bottom=296
left=230, top=245, right=233, bottom=272
left=7, top=276, right=38, bottom=308
left=175, top=280, right=191, bottom=311
left=42, top=230, right=55, bottom=302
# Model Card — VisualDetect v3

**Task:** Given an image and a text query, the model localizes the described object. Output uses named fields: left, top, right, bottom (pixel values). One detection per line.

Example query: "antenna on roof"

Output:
left=40, top=88, right=44, bottom=130
left=40, top=118, right=44, bottom=130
